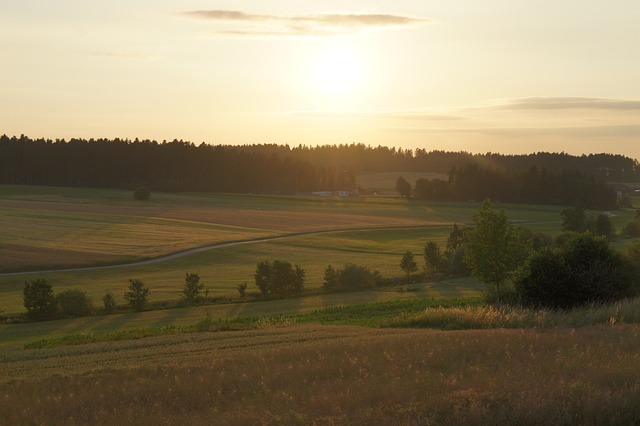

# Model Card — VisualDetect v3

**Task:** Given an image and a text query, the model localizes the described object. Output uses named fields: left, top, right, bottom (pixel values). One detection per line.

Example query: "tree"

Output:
left=254, top=260, right=305, bottom=297
left=400, top=250, right=418, bottom=278
left=56, top=289, right=93, bottom=318
left=237, top=282, right=248, bottom=298
left=23, top=279, right=57, bottom=321
left=516, top=233, right=638, bottom=309
left=322, top=265, right=339, bottom=291
left=102, top=291, right=117, bottom=314
left=593, top=213, right=614, bottom=239
left=182, top=273, right=204, bottom=305
left=561, top=206, right=591, bottom=233
left=124, top=279, right=150, bottom=311
left=423, top=241, right=443, bottom=276
left=395, top=176, right=412, bottom=198
left=464, top=199, right=531, bottom=307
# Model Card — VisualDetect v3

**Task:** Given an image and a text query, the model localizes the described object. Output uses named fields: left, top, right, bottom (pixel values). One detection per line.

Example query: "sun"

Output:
left=311, top=47, right=362, bottom=95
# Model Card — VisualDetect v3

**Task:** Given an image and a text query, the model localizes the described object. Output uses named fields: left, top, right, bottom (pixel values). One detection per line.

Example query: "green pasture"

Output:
left=0, top=277, right=481, bottom=347
left=7, top=183, right=637, bottom=319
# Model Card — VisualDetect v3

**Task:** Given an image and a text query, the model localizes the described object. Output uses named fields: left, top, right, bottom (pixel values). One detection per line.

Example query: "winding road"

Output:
left=0, top=225, right=434, bottom=277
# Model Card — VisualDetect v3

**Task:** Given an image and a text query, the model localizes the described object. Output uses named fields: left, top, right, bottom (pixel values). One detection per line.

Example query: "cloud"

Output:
left=497, top=97, right=640, bottom=111
left=181, top=10, right=429, bottom=37
left=290, top=109, right=465, bottom=121
left=383, top=124, right=640, bottom=139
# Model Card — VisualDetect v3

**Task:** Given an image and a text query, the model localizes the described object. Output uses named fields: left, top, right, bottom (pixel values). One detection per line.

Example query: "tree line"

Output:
left=398, top=162, right=619, bottom=210
left=2, top=135, right=638, bottom=196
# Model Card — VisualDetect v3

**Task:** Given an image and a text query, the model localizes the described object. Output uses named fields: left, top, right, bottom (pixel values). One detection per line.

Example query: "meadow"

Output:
left=0, top=184, right=571, bottom=316
left=2, top=184, right=640, bottom=424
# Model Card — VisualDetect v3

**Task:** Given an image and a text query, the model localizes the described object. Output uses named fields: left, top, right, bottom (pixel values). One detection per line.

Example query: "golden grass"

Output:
left=386, top=298, right=640, bottom=330
left=1, top=324, right=639, bottom=425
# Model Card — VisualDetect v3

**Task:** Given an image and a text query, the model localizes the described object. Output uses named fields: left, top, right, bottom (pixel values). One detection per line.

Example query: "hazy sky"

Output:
left=2, top=1, right=640, bottom=159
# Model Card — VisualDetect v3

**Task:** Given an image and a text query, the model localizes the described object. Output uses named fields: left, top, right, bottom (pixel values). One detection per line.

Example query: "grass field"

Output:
left=0, top=184, right=572, bottom=316
left=2, top=184, right=640, bottom=424
left=1, top=323, right=639, bottom=425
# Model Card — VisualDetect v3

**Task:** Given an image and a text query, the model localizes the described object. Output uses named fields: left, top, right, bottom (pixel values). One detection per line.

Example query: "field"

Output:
left=2, top=184, right=640, bottom=424
left=0, top=184, right=571, bottom=316
left=1, top=323, right=639, bottom=425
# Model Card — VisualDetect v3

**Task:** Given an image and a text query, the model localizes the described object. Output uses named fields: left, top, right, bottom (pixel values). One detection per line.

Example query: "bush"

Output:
left=56, top=289, right=93, bottom=318
left=102, top=291, right=117, bottom=314
left=23, top=279, right=57, bottom=321
left=255, top=260, right=305, bottom=297
left=323, top=263, right=379, bottom=291
left=516, top=233, right=638, bottom=309
left=124, top=279, right=150, bottom=311
left=182, top=273, right=204, bottom=305
left=133, top=186, right=151, bottom=201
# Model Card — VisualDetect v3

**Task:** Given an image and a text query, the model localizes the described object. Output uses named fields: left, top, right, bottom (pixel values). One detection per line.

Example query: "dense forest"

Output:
left=1, top=135, right=637, bottom=209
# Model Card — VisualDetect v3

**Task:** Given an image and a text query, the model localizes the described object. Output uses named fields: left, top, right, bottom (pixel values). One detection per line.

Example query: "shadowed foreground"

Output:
left=1, top=324, right=640, bottom=425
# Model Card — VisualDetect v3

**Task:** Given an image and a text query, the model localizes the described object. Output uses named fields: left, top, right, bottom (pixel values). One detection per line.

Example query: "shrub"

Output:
left=237, top=282, right=248, bottom=298
left=102, top=291, right=117, bottom=313
left=182, top=273, right=203, bottom=305
left=56, top=289, right=93, bottom=318
left=255, top=260, right=305, bottom=297
left=516, top=233, right=638, bottom=309
left=423, top=241, right=444, bottom=275
left=324, top=263, right=379, bottom=291
left=400, top=251, right=418, bottom=278
left=124, top=279, right=150, bottom=311
left=23, top=279, right=57, bottom=321
left=133, top=186, right=150, bottom=201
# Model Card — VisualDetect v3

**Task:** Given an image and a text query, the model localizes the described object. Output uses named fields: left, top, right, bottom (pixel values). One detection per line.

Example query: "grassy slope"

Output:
left=0, top=184, right=572, bottom=315
left=1, top=324, right=639, bottom=425
left=0, top=277, right=482, bottom=348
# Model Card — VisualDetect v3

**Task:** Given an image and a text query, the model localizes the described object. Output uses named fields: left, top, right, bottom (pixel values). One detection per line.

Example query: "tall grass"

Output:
left=1, top=324, right=639, bottom=425
left=386, top=297, right=640, bottom=330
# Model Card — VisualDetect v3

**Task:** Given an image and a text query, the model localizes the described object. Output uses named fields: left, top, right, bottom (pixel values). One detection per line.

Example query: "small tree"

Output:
left=395, top=176, right=412, bottom=199
left=400, top=250, right=418, bottom=278
left=124, top=279, right=149, bottom=311
left=237, top=282, right=248, bottom=298
left=254, top=260, right=305, bottom=297
left=56, top=289, right=93, bottom=318
left=516, top=233, right=638, bottom=309
left=23, top=279, right=56, bottom=321
left=322, top=265, right=339, bottom=290
left=465, top=199, right=531, bottom=307
left=561, top=206, right=591, bottom=233
left=102, top=291, right=117, bottom=314
left=424, top=241, right=444, bottom=276
left=182, top=273, right=204, bottom=305
left=337, top=263, right=377, bottom=290
left=594, top=213, right=614, bottom=239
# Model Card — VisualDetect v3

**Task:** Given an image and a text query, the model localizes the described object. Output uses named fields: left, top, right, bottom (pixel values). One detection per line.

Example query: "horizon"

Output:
left=2, top=1, right=640, bottom=160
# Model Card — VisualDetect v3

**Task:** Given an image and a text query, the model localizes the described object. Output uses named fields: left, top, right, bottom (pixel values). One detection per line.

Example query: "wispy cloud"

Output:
left=181, top=10, right=429, bottom=37
left=290, top=109, right=465, bottom=121
left=497, top=97, right=640, bottom=111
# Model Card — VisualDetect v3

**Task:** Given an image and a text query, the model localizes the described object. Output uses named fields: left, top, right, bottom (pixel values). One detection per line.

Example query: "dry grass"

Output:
left=1, top=324, right=639, bottom=425
left=386, top=297, right=640, bottom=330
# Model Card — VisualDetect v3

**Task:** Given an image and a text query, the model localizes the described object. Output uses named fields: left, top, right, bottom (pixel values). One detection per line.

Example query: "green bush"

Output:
left=323, top=263, right=379, bottom=291
left=56, top=289, right=93, bottom=318
left=255, top=260, right=305, bottom=297
left=124, top=279, right=150, bottom=311
left=102, top=291, right=117, bottom=314
left=182, top=273, right=203, bottom=305
left=23, top=279, right=57, bottom=321
left=516, top=233, right=638, bottom=309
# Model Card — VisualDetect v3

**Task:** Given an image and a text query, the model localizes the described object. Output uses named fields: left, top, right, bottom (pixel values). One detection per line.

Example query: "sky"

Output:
left=2, top=1, right=640, bottom=160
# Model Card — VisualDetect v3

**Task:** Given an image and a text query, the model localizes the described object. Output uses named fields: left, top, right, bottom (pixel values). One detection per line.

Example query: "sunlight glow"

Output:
left=311, top=47, right=362, bottom=95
